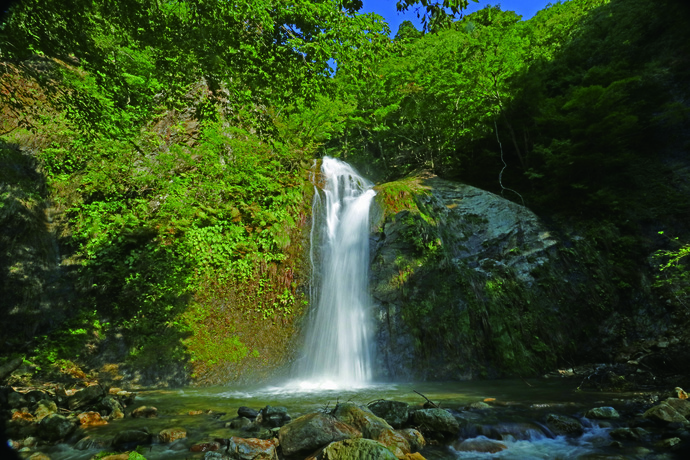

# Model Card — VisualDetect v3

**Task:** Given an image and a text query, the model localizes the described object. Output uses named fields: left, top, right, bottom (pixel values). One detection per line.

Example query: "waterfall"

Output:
left=298, top=157, right=376, bottom=387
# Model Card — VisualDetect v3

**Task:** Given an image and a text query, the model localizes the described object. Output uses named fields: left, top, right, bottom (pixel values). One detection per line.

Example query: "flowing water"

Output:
left=295, top=157, right=376, bottom=388
left=38, top=380, right=665, bottom=459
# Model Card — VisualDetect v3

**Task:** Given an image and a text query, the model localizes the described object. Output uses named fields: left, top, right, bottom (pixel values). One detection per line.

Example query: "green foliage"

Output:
left=652, top=233, right=690, bottom=309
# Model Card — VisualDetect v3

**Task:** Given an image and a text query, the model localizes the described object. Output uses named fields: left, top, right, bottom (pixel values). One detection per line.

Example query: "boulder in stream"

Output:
left=368, top=401, right=410, bottom=428
left=39, top=413, right=76, bottom=442
left=333, top=403, right=393, bottom=439
left=278, top=412, right=361, bottom=457
left=411, top=408, right=460, bottom=439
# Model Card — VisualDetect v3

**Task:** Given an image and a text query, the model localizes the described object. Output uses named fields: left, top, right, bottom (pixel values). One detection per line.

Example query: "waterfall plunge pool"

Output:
left=34, top=379, right=670, bottom=460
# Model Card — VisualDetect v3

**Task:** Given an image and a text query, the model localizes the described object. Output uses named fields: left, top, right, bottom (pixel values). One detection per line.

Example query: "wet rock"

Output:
left=278, top=412, right=361, bottom=457
left=99, top=395, right=125, bottom=419
left=468, top=401, right=491, bottom=410
left=34, top=399, right=58, bottom=421
left=7, top=409, right=37, bottom=438
left=131, top=405, right=158, bottom=418
left=333, top=403, right=394, bottom=439
left=453, top=436, right=507, bottom=454
left=190, top=441, right=221, bottom=452
left=320, top=438, right=398, bottom=460
left=609, top=427, right=648, bottom=441
left=375, top=428, right=410, bottom=457
left=257, top=406, right=290, bottom=428
left=643, top=402, right=688, bottom=424
left=584, top=407, right=620, bottom=420
left=655, top=437, right=681, bottom=448
left=159, top=427, right=187, bottom=443
left=411, top=408, right=460, bottom=439
left=228, top=417, right=253, bottom=429
left=112, top=429, right=152, bottom=450
left=39, top=413, right=76, bottom=442
left=77, top=411, right=107, bottom=426
left=665, top=397, right=690, bottom=417
left=225, top=436, right=278, bottom=460
left=545, top=413, right=584, bottom=435
left=398, top=428, right=426, bottom=452
left=238, top=406, right=260, bottom=419
left=368, top=401, right=410, bottom=428
left=74, top=435, right=112, bottom=450
left=67, top=385, right=104, bottom=411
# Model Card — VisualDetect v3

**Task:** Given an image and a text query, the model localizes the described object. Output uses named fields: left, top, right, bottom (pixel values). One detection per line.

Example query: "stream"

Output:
left=38, top=378, right=673, bottom=459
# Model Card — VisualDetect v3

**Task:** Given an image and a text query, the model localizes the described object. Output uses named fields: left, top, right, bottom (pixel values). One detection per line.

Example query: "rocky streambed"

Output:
left=2, top=379, right=690, bottom=460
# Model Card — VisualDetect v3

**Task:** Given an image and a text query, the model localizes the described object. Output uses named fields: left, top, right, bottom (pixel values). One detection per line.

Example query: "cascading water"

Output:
left=297, top=157, right=376, bottom=388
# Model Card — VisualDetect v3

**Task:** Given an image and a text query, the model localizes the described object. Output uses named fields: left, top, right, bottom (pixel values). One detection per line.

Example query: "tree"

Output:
left=396, top=0, right=478, bottom=32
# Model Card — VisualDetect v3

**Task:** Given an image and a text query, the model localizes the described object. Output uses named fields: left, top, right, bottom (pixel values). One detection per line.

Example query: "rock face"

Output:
left=369, top=175, right=621, bottom=379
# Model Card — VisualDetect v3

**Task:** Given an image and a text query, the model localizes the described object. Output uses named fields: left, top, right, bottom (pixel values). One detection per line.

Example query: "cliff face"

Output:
left=368, top=174, right=662, bottom=380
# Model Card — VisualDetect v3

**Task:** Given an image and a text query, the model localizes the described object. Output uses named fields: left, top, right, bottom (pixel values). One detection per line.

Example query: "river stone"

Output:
left=257, top=405, right=290, bottom=427
left=77, top=411, right=107, bottom=426
left=643, top=402, right=688, bottom=424
left=412, top=408, right=460, bottom=438
left=368, top=401, right=410, bottom=428
left=320, top=438, right=398, bottom=460
left=278, top=412, right=361, bottom=457
left=656, top=437, right=681, bottom=448
left=398, top=428, right=426, bottom=452
left=665, top=397, right=690, bottom=417
left=229, top=417, right=253, bottom=429
left=333, top=403, right=394, bottom=439
left=545, top=413, right=584, bottom=435
left=239, top=406, right=260, bottom=419
left=453, top=436, right=508, bottom=454
left=610, top=427, right=648, bottom=441
left=226, top=436, right=278, bottom=460
left=40, top=413, right=76, bottom=442
left=131, top=405, right=158, bottom=418
left=112, top=429, right=152, bottom=450
left=67, top=385, right=104, bottom=410
left=584, top=407, right=620, bottom=420
left=159, top=427, right=187, bottom=443
left=99, top=396, right=125, bottom=419
left=374, top=429, right=410, bottom=457
left=34, top=399, right=58, bottom=421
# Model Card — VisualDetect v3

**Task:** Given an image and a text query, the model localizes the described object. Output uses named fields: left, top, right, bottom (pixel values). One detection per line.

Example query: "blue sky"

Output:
left=360, top=0, right=556, bottom=35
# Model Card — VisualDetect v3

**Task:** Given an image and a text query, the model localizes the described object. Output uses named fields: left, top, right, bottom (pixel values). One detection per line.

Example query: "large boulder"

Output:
left=643, top=402, right=688, bottom=424
left=369, top=175, right=620, bottom=379
left=411, top=409, right=459, bottom=439
left=333, top=403, right=393, bottom=439
left=278, top=412, right=361, bottom=457
left=368, top=401, right=410, bottom=429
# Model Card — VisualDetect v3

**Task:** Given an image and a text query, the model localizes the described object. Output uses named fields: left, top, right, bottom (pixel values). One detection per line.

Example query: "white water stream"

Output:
left=296, top=157, right=376, bottom=388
